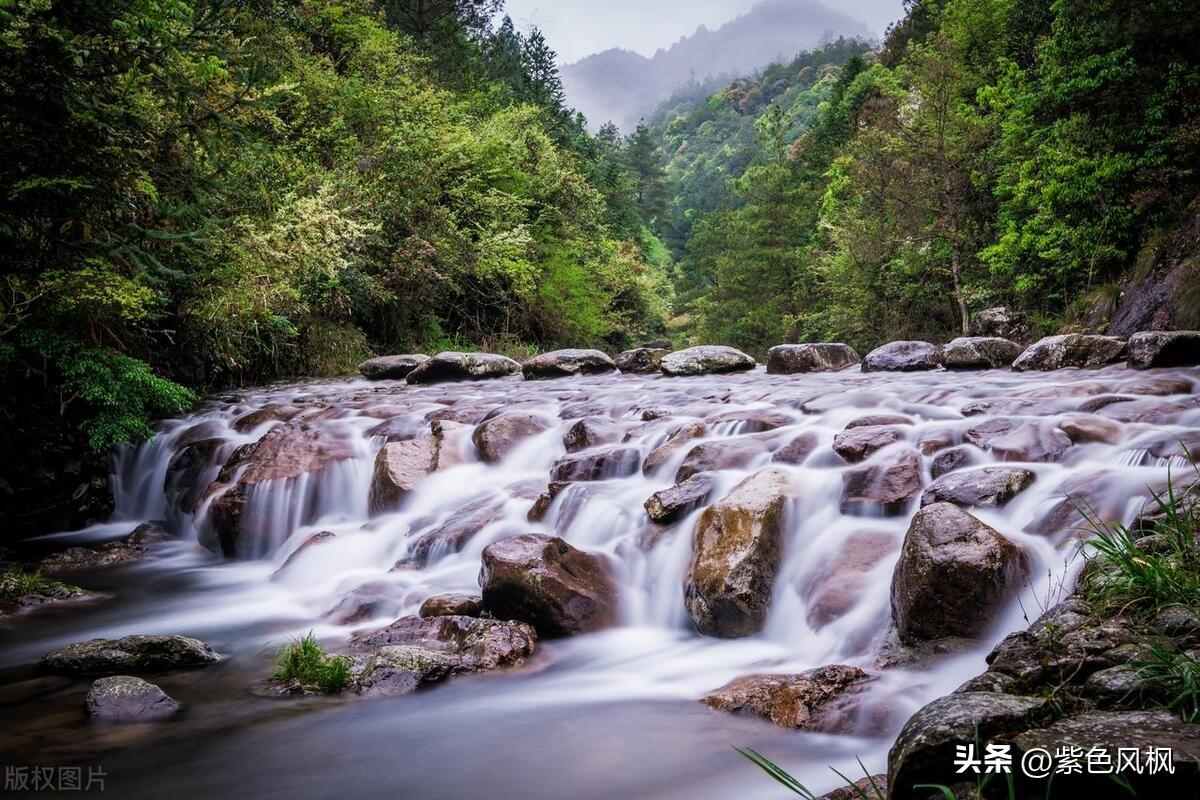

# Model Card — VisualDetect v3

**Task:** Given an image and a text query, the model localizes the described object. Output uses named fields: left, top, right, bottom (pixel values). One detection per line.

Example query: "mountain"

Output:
left=560, top=0, right=870, bottom=131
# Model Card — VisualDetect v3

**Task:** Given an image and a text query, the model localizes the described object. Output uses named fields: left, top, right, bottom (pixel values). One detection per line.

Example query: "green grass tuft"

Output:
left=0, top=568, right=63, bottom=602
left=273, top=631, right=352, bottom=694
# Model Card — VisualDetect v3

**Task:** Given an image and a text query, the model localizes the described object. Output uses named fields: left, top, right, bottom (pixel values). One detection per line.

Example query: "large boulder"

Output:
left=368, top=437, right=436, bottom=514
left=832, top=425, right=904, bottom=462
left=840, top=449, right=923, bottom=516
left=675, top=438, right=769, bottom=481
left=1012, top=334, right=1127, bottom=371
left=472, top=411, right=552, bottom=463
left=701, top=665, right=871, bottom=732
left=766, top=343, right=860, bottom=374
left=971, top=307, right=1031, bottom=342
left=861, top=341, right=941, bottom=372
left=660, top=346, right=755, bottom=376
left=940, top=336, right=1023, bottom=369
left=406, top=351, right=522, bottom=384
left=42, top=634, right=218, bottom=675
left=888, top=692, right=1048, bottom=798
left=357, top=354, right=429, bottom=380
left=615, top=347, right=668, bottom=373
left=521, top=349, right=616, bottom=379
left=202, top=422, right=357, bottom=556
left=350, top=615, right=536, bottom=696
left=920, top=466, right=1036, bottom=509
left=1127, top=330, right=1200, bottom=369
left=683, top=468, right=792, bottom=637
left=550, top=445, right=641, bottom=481
left=644, top=473, right=715, bottom=523
left=562, top=417, right=621, bottom=453
left=479, top=534, right=618, bottom=637
left=891, top=503, right=1029, bottom=643
left=85, top=676, right=181, bottom=720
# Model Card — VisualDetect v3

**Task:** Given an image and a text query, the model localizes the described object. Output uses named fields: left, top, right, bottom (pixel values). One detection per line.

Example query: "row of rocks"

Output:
left=357, top=329, right=1200, bottom=385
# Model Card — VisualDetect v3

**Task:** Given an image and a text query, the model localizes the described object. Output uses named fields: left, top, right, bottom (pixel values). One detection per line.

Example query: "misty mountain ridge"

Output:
left=561, top=0, right=871, bottom=132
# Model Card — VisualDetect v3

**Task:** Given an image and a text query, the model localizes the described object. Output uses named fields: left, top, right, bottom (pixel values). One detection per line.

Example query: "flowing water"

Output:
left=2, top=363, right=1198, bottom=799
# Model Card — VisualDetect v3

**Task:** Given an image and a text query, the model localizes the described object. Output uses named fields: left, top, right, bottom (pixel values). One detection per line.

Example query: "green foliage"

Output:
left=0, top=568, right=65, bottom=603
left=1081, top=473, right=1200, bottom=620
left=0, top=0, right=667, bottom=456
left=1133, top=644, right=1200, bottom=723
left=273, top=631, right=352, bottom=694
left=734, top=747, right=886, bottom=800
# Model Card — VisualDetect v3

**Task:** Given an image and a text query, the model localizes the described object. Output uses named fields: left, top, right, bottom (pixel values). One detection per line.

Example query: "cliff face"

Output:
left=1106, top=197, right=1200, bottom=336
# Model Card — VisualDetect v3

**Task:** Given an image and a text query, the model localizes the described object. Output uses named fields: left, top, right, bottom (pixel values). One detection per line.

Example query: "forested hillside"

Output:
left=0, top=0, right=669, bottom=531
left=654, top=0, right=1200, bottom=354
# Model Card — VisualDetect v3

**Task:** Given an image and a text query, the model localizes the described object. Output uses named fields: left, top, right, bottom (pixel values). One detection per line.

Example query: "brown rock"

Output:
left=479, top=534, right=618, bottom=637
left=562, top=417, right=621, bottom=453
left=921, top=466, right=1036, bottom=509
left=840, top=450, right=923, bottom=516
left=771, top=431, right=819, bottom=465
left=765, top=343, right=860, bottom=374
left=675, top=437, right=769, bottom=482
left=472, top=412, right=552, bottom=463
left=369, top=437, right=436, bottom=514
left=891, top=503, right=1029, bottom=643
left=832, top=425, right=904, bottom=462
left=702, top=665, right=871, bottom=731
left=643, top=422, right=707, bottom=475
left=644, top=473, right=715, bottom=523
left=684, top=468, right=792, bottom=637
left=419, top=594, right=483, bottom=618
left=615, top=347, right=668, bottom=373
left=550, top=446, right=641, bottom=481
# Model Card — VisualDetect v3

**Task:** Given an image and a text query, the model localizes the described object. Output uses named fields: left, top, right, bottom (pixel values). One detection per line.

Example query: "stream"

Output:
left=2, top=362, right=1197, bottom=799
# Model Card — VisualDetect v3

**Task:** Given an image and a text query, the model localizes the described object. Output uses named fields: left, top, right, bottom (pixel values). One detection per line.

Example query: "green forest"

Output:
left=1, top=0, right=1198, bottom=487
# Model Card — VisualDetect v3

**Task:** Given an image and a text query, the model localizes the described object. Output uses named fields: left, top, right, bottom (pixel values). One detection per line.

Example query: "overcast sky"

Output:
left=501, top=0, right=906, bottom=63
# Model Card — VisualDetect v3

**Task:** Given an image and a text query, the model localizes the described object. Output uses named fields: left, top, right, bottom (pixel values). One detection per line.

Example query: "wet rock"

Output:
left=39, top=521, right=170, bottom=575
left=424, top=403, right=496, bottom=425
left=1009, top=710, right=1200, bottom=796
left=644, top=473, right=715, bottom=523
left=986, top=604, right=1138, bottom=689
left=550, top=446, right=641, bottom=481
left=832, top=425, right=904, bottom=462
left=407, top=495, right=505, bottom=566
left=891, top=503, right=1029, bottom=643
left=615, top=347, right=668, bottom=373
left=1083, top=664, right=1159, bottom=707
left=1127, top=330, right=1200, bottom=369
left=1060, top=415, right=1123, bottom=444
left=963, top=417, right=1071, bottom=462
left=42, top=635, right=218, bottom=675
left=1151, top=606, right=1200, bottom=639
left=840, top=450, right=923, bottom=516
left=920, top=466, right=1036, bottom=509
left=1078, top=394, right=1135, bottom=413
left=675, top=438, right=769, bottom=482
left=369, top=437, right=436, bottom=514
left=357, top=354, right=429, bottom=380
left=273, top=530, right=336, bottom=575
left=660, top=345, right=755, bottom=376
left=702, top=664, right=871, bottom=731
left=479, top=534, right=618, bottom=637
left=917, top=427, right=957, bottom=455
left=642, top=422, right=707, bottom=475
left=419, top=594, right=483, bottom=618
left=203, top=422, right=358, bottom=556
left=85, top=676, right=181, bottom=720
left=771, top=431, right=819, bottom=465
left=765, top=343, right=860, bottom=374
left=472, top=412, right=552, bottom=463
left=527, top=481, right=570, bottom=522
left=325, top=580, right=405, bottom=624
left=861, top=341, right=941, bottom=372
left=562, top=417, right=621, bottom=453
left=164, top=438, right=233, bottom=515
left=805, top=530, right=897, bottom=628
left=705, top=408, right=794, bottom=433
left=955, top=671, right=1018, bottom=694
left=972, top=307, right=1031, bottom=342
left=888, top=692, right=1048, bottom=797
left=930, top=446, right=975, bottom=478
left=350, top=615, right=536, bottom=696
left=684, top=468, right=792, bottom=638
left=0, top=573, right=96, bottom=616
left=846, top=414, right=913, bottom=429
left=521, top=349, right=616, bottom=379
left=406, top=351, right=522, bottom=384
left=940, top=336, right=1023, bottom=369
left=1012, top=334, right=1127, bottom=371
left=231, top=404, right=301, bottom=433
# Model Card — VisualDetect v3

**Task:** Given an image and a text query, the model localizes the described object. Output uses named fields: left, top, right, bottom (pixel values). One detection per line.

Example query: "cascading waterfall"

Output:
left=11, top=363, right=1198, bottom=799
